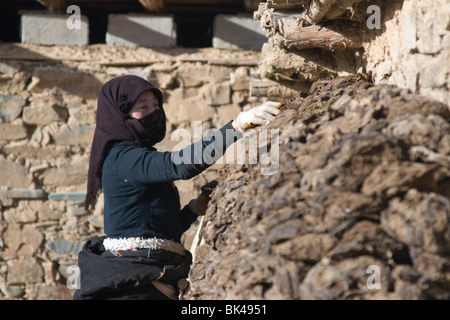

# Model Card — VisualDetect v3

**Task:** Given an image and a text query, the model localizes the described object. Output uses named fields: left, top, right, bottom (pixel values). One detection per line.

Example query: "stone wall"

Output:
left=255, top=0, right=450, bottom=107
left=0, top=43, right=265, bottom=299
left=363, top=0, right=450, bottom=106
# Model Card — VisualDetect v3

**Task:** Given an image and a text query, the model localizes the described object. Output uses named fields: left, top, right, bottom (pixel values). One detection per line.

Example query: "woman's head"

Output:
left=128, top=90, right=161, bottom=120
left=100, top=75, right=163, bottom=116
left=95, top=75, right=166, bottom=147
left=85, top=75, right=166, bottom=209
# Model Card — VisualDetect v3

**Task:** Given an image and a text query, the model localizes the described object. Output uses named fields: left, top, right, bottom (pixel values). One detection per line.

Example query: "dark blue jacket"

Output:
left=102, top=121, right=239, bottom=243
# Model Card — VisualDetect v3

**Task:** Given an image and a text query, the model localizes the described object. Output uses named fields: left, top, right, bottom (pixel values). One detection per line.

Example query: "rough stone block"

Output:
left=0, top=159, right=30, bottom=188
left=28, top=65, right=103, bottom=99
left=22, top=105, right=68, bottom=126
left=0, top=188, right=13, bottom=207
left=48, top=193, right=86, bottom=201
left=21, top=12, right=89, bottom=46
left=45, top=238, right=83, bottom=255
left=231, top=67, right=251, bottom=91
left=213, top=103, right=241, bottom=128
left=0, top=123, right=29, bottom=141
left=106, top=14, right=176, bottom=48
left=165, top=89, right=211, bottom=125
left=0, top=94, right=26, bottom=122
left=68, top=104, right=96, bottom=125
left=4, top=223, right=43, bottom=257
left=7, top=258, right=44, bottom=284
left=204, top=83, right=231, bottom=106
left=213, top=14, right=267, bottom=50
left=52, top=124, right=95, bottom=145
left=43, top=160, right=88, bottom=187
left=66, top=206, right=88, bottom=217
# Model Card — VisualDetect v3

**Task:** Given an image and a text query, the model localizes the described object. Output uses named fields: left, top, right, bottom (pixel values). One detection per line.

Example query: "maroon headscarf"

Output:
left=85, top=75, right=166, bottom=209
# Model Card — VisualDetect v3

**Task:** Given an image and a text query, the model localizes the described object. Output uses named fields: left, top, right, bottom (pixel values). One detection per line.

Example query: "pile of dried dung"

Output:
left=184, top=74, right=450, bottom=300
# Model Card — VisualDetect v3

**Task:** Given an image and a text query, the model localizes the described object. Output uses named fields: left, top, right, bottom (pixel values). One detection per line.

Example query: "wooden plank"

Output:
left=267, top=0, right=310, bottom=10
left=259, top=8, right=363, bottom=50
left=280, top=19, right=363, bottom=50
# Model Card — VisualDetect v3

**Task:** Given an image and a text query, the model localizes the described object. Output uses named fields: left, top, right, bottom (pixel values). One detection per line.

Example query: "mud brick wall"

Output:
left=363, top=0, right=450, bottom=107
left=256, top=0, right=450, bottom=107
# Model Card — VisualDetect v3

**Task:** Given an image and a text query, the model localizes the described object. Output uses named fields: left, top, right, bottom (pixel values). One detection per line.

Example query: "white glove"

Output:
left=235, top=101, right=281, bottom=133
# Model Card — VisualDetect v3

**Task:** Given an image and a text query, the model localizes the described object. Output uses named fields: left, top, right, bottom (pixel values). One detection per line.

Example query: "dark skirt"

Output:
left=73, top=236, right=192, bottom=300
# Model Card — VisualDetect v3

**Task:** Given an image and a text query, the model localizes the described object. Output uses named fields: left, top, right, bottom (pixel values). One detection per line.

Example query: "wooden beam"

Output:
left=266, top=0, right=310, bottom=10
left=279, top=19, right=363, bottom=50
left=139, top=0, right=166, bottom=13
left=258, top=0, right=366, bottom=26
left=258, top=7, right=363, bottom=50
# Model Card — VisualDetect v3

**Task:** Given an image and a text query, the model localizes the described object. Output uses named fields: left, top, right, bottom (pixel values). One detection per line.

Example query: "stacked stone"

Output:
left=0, top=44, right=265, bottom=299
left=363, top=0, right=450, bottom=107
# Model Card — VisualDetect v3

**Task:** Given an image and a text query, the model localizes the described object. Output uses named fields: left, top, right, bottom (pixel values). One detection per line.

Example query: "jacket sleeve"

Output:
left=115, top=121, right=241, bottom=185
left=179, top=203, right=199, bottom=231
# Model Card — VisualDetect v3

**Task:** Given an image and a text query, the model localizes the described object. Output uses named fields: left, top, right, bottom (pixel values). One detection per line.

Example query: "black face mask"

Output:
left=126, top=109, right=166, bottom=149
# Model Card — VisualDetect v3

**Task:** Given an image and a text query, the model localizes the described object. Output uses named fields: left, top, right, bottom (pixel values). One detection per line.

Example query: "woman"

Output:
left=73, top=75, right=280, bottom=300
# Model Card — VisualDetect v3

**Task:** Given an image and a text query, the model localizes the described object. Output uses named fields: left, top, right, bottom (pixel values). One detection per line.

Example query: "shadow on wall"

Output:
left=105, top=14, right=176, bottom=48
left=359, top=0, right=405, bottom=72
left=0, top=43, right=103, bottom=99
left=213, top=14, right=267, bottom=50
left=360, top=0, right=404, bottom=43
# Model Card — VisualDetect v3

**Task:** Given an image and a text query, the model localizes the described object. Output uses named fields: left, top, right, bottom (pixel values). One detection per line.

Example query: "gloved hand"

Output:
left=234, top=101, right=282, bottom=133
left=189, top=194, right=210, bottom=215
left=189, top=180, right=218, bottom=215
